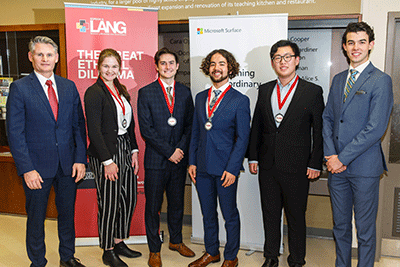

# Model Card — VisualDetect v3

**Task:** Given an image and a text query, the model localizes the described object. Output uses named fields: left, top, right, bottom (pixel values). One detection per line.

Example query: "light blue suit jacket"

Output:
left=189, top=87, right=250, bottom=177
left=322, top=62, right=393, bottom=177
left=6, top=72, right=87, bottom=178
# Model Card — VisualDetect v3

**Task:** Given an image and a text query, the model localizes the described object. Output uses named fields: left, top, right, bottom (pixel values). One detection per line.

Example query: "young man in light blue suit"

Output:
left=6, top=36, right=87, bottom=267
left=188, top=49, right=250, bottom=267
left=323, top=22, right=393, bottom=267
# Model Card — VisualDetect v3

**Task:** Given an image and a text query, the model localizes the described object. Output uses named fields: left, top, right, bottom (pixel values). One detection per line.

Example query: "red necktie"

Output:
left=46, top=80, right=58, bottom=121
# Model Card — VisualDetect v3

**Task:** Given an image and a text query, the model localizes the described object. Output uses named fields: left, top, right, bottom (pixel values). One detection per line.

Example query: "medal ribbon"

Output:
left=102, top=77, right=125, bottom=116
left=207, top=85, right=231, bottom=119
left=277, top=75, right=299, bottom=110
left=158, top=78, right=175, bottom=115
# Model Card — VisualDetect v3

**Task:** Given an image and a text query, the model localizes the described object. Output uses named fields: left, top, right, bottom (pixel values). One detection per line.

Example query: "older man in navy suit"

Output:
left=323, top=22, right=393, bottom=267
left=137, top=47, right=195, bottom=267
left=188, top=49, right=250, bottom=267
left=6, top=36, right=87, bottom=267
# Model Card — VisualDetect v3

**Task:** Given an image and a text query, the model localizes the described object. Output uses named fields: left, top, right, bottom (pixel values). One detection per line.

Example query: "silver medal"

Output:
left=275, top=113, right=284, bottom=123
left=168, top=116, right=177, bottom=127
left=205, top=121, right=213, bottom=131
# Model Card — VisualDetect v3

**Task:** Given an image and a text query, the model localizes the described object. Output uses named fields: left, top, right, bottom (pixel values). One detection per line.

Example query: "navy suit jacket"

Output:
left=189, top=87, right=251, bottom=177
left=6, top=72, right=87, bottom=178
left=247, top=78, right=324, bottom=174
left=323, top=62, right=393, bottom=177
left=137, top=80, right=194, bottom=170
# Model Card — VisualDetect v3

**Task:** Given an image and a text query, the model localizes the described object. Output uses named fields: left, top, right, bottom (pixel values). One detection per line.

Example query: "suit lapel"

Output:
left=342, top=63, right=374, bottom=113
left=98, top=78, right=118, bottom=123
left=155, top=81, right=172, bottom=116
left=198, top=90, right=208, bottom=123
left=211, top=88, right=234, bottom=123
left=55, top=75, right=65, bottom=122
left=29, top=73, right=56, bottom=122
left=265, top=82, right=278, bottom=129
left=278, top=78, right=305, bottom=129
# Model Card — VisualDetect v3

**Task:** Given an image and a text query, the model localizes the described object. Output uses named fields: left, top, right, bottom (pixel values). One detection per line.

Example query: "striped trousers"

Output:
left=89, top=134, right=137, bottom=249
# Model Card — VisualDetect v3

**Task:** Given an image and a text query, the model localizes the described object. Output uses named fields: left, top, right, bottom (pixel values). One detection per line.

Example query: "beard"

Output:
left=210, top=71, right=228, bottom=83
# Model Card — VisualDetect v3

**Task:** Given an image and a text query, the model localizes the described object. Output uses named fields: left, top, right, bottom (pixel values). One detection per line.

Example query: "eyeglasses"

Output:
left=272, top=54, right=296, bottom=63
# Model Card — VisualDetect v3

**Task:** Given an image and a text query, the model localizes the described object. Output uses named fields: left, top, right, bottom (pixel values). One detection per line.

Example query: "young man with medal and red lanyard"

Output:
left=137, top=47, right=195, bottom=267
left=247, top=40, right=324, bottom=267
left=188, top=49, right=251, bottom=267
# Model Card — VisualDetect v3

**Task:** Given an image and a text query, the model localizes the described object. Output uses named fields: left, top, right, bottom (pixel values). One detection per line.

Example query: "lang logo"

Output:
left=90, top=18, right=127, bottom=36
left=197, top=28, right=203, bottom=35
left=76, top=19, right=89, bottom=33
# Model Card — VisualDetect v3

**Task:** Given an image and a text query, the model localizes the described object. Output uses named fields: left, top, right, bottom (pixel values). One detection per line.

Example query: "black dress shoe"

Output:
left=262, top=258, right=278, bottom=267
left=289, top=265, right=303, bottom=267
left=103, top=250, right=128, bottom=267
left=60, top=257, right=85, bottom=267
left=114, top=241, right=142, bottom=258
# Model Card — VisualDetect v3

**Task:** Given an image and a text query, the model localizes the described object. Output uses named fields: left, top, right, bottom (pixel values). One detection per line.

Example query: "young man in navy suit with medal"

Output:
left=188, top=49, right=251, bottom=267
left=323, top=22, right=393, bottom=267
left=6, top=36, right=87, bottom=267
left=247, top=40, right=324, bottom=267
left=137, top=47, right=195, bottom=267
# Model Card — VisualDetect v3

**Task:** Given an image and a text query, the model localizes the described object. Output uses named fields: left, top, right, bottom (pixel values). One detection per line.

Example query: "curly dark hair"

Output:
left=342, top=22, right=375, bottom=64
left=200, top=49, right=240, bottom=79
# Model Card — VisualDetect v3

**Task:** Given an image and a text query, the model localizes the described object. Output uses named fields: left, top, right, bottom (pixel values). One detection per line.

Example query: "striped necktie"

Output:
left=343, top=69, right=358, bottom=102
left=166, top=86, right=173, bottom=104
left=210, top=90, right=221, bottom=109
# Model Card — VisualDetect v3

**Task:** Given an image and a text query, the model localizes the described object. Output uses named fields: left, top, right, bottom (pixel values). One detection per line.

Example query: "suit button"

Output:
left=336, top=136, right=338, bottom=140
left=340, top=120, right=343, bottom=123
left=56, top=143, right=58, bottom=146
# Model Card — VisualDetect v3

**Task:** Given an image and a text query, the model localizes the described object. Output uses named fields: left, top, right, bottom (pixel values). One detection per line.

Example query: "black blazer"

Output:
left=247, top=78, right=324, bottom=174
left=137, top=80, right=194, bottom=170
left=84, top=77, right=138, bottom=162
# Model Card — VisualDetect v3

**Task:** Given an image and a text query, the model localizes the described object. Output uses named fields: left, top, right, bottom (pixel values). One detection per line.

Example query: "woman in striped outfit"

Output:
left=84, top=48, right=141, bottom=267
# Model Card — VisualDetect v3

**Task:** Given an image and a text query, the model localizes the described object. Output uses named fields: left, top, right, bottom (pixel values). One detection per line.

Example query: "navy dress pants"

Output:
left=144, top=166, right=187, bottom=252
left=23, top=164, right=77, bottom=267
left=195, top=171, right=240, bottom=261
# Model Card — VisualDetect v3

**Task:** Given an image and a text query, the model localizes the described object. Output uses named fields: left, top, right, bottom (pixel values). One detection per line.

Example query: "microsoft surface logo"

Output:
left=197, top=28, right=203, bottom=35
left=76, top=19, right=89, bottom=33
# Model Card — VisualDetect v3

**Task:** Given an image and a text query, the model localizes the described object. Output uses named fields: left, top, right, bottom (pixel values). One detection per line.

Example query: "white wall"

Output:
left=361, top=0, right=400, bottom=70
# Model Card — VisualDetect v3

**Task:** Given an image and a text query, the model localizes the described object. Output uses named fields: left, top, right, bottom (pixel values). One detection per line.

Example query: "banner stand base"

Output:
left=75, top=233, right=163, bottom=247
left=190, top=237, right=284, bottom=254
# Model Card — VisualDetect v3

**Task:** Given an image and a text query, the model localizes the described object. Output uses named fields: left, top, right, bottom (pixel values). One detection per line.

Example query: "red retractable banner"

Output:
left=65, top=3, right=158, bottom=243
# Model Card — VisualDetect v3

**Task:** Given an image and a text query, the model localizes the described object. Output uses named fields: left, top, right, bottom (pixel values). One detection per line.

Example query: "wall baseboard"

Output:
left=381, top=238, right=400, bottom=258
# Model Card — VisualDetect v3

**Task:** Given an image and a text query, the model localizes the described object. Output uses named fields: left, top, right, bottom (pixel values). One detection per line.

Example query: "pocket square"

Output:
left=355, top=90, right=367, bottom=95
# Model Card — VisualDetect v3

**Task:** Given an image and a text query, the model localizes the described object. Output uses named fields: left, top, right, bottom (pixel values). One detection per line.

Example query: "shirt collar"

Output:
left=34, top=71, right=55, bottom=88
left=350, top=60, right=370, bottom=75
left=211, top=80, right=230, bottom=93
left=276, top=74, right=298, bottom=89
left=160, top=78, right=174, bottom=91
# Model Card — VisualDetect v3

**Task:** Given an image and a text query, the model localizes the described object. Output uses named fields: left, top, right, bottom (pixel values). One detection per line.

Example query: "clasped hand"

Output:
left=325, top=155, right=347, bottom=174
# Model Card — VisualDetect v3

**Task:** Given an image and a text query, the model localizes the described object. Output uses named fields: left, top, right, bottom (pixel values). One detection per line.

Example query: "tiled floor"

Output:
left=1, top=214, right=400, bottom=266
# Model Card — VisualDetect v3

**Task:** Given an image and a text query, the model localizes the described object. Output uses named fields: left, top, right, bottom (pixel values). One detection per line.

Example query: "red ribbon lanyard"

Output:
left=207, top=85, right=231, bottom=118
left=158, top=78, right=175, bottom=115
left=277, top=75, right=299, bottom=110
left=102, top=77, right=125, bottom=115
